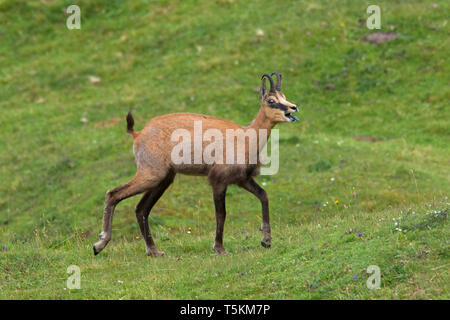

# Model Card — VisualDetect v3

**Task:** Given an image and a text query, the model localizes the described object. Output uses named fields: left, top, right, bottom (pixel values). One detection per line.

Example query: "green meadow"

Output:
left=0, top=0, right=448, bottom=299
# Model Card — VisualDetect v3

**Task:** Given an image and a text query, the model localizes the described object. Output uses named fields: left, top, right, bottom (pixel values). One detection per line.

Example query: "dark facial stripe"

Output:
left=269, top=103, right=289, bottom=112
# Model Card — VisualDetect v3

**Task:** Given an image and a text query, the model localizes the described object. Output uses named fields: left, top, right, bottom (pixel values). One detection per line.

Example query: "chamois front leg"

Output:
left=239, top=178, right=271, bottom=248
left=211, top=185, right=228, bottom=255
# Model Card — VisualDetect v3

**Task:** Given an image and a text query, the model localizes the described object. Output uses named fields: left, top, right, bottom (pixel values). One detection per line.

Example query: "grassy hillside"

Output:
left=0, top=0, right=448, bottom=299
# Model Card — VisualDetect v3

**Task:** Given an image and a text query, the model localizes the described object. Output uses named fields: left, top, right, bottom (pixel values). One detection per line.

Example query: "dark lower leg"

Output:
left=212, top=187, right=227, bottom=254
left=239, top=178, right=271, bottom=248
left=136, top=192, right=159, bottom=255
left=260, top=195, right=271, bottom=247
left=135, top=174, right=174, bottom=256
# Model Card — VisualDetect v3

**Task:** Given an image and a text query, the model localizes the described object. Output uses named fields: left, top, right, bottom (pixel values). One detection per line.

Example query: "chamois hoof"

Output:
left=261, top=241, right=271, bottom=248
left=212, top=245, right=228, bottom=255
left=93, top=245, right=99, bottom=256
left=147, top=249, right=165, bottom=257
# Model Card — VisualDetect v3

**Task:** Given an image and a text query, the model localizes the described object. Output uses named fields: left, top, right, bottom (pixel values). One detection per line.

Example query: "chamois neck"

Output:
left=247, top=107, right=275, bottom=134
left=245, top=106, right=276, bottom=153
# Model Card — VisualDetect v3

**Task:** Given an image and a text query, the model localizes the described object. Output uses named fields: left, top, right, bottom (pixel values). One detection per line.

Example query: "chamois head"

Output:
left=260, top=72, right=299, bottom=123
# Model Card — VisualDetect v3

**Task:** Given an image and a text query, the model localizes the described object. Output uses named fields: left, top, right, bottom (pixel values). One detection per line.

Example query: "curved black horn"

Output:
left=261, top=73, right=275, bottom=93
left=271, top=71, right=282, bottom=91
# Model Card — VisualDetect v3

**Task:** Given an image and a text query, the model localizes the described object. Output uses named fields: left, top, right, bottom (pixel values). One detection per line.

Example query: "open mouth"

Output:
left=284, top=112, right=299, bottom=122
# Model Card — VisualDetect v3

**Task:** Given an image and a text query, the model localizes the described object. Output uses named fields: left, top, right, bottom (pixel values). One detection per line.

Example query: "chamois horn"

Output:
left=261, top=73, right=275, bottom=93
left=271, top=71, right=282, bottom=91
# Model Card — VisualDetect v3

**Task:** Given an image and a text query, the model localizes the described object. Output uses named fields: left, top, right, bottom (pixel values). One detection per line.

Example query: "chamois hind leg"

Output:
left=93, top=172, right=162, bottom=255
left=239, top=178, right=271, bottom=248
left=135, top=172, right=175, bottom=256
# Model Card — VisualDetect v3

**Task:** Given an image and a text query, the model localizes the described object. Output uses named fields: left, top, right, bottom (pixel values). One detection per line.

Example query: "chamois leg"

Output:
left=212, top=185, right=228, bottom=255
left=239, top=178, right=271, bottom=248
left=135, top=172, right=174, bottom=256
left=93, top=174, right=159, bottom=255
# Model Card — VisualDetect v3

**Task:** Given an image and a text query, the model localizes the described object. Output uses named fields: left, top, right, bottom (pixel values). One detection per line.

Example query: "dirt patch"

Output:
left=80, top=229, right=92, bottom=239
left=324, top=82, right=335, bottom=90
left=363, top=32, right=399, bottom=44
left=352, top=136, right=384, bottom=143
left=94, top=117, right=122, bottom=128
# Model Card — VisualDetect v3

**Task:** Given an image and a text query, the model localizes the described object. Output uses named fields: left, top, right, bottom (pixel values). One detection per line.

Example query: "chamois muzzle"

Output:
left=284, top=105, right=299, bottom=122
left=284, top=111, right=299, bottom=122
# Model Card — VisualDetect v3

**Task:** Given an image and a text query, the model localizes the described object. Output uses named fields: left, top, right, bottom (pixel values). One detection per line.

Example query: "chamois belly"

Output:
left=172, top=162, right=259, bottom=185
left=174, top=163, right=211, bottom=176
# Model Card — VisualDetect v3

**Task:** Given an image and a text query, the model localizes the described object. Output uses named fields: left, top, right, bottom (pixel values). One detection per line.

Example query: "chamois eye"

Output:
left=267, top=99, right=275, bottom=104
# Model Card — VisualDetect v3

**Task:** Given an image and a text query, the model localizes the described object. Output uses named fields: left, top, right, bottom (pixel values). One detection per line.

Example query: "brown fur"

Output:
left=93, top=72, right=298, bottom=256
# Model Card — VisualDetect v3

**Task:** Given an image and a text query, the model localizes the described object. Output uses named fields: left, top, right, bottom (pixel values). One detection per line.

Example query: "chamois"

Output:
left=93, top=72, right=299, bottom=256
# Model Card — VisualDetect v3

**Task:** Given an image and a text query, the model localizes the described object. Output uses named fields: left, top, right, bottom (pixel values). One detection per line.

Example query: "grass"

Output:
left=0, top=0, right=449, bottom=299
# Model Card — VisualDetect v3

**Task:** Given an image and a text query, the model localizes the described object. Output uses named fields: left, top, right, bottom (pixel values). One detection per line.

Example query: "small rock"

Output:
left=255, top=29, right=264, bottom=37
left=88, top=75, right=101, bottom=84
